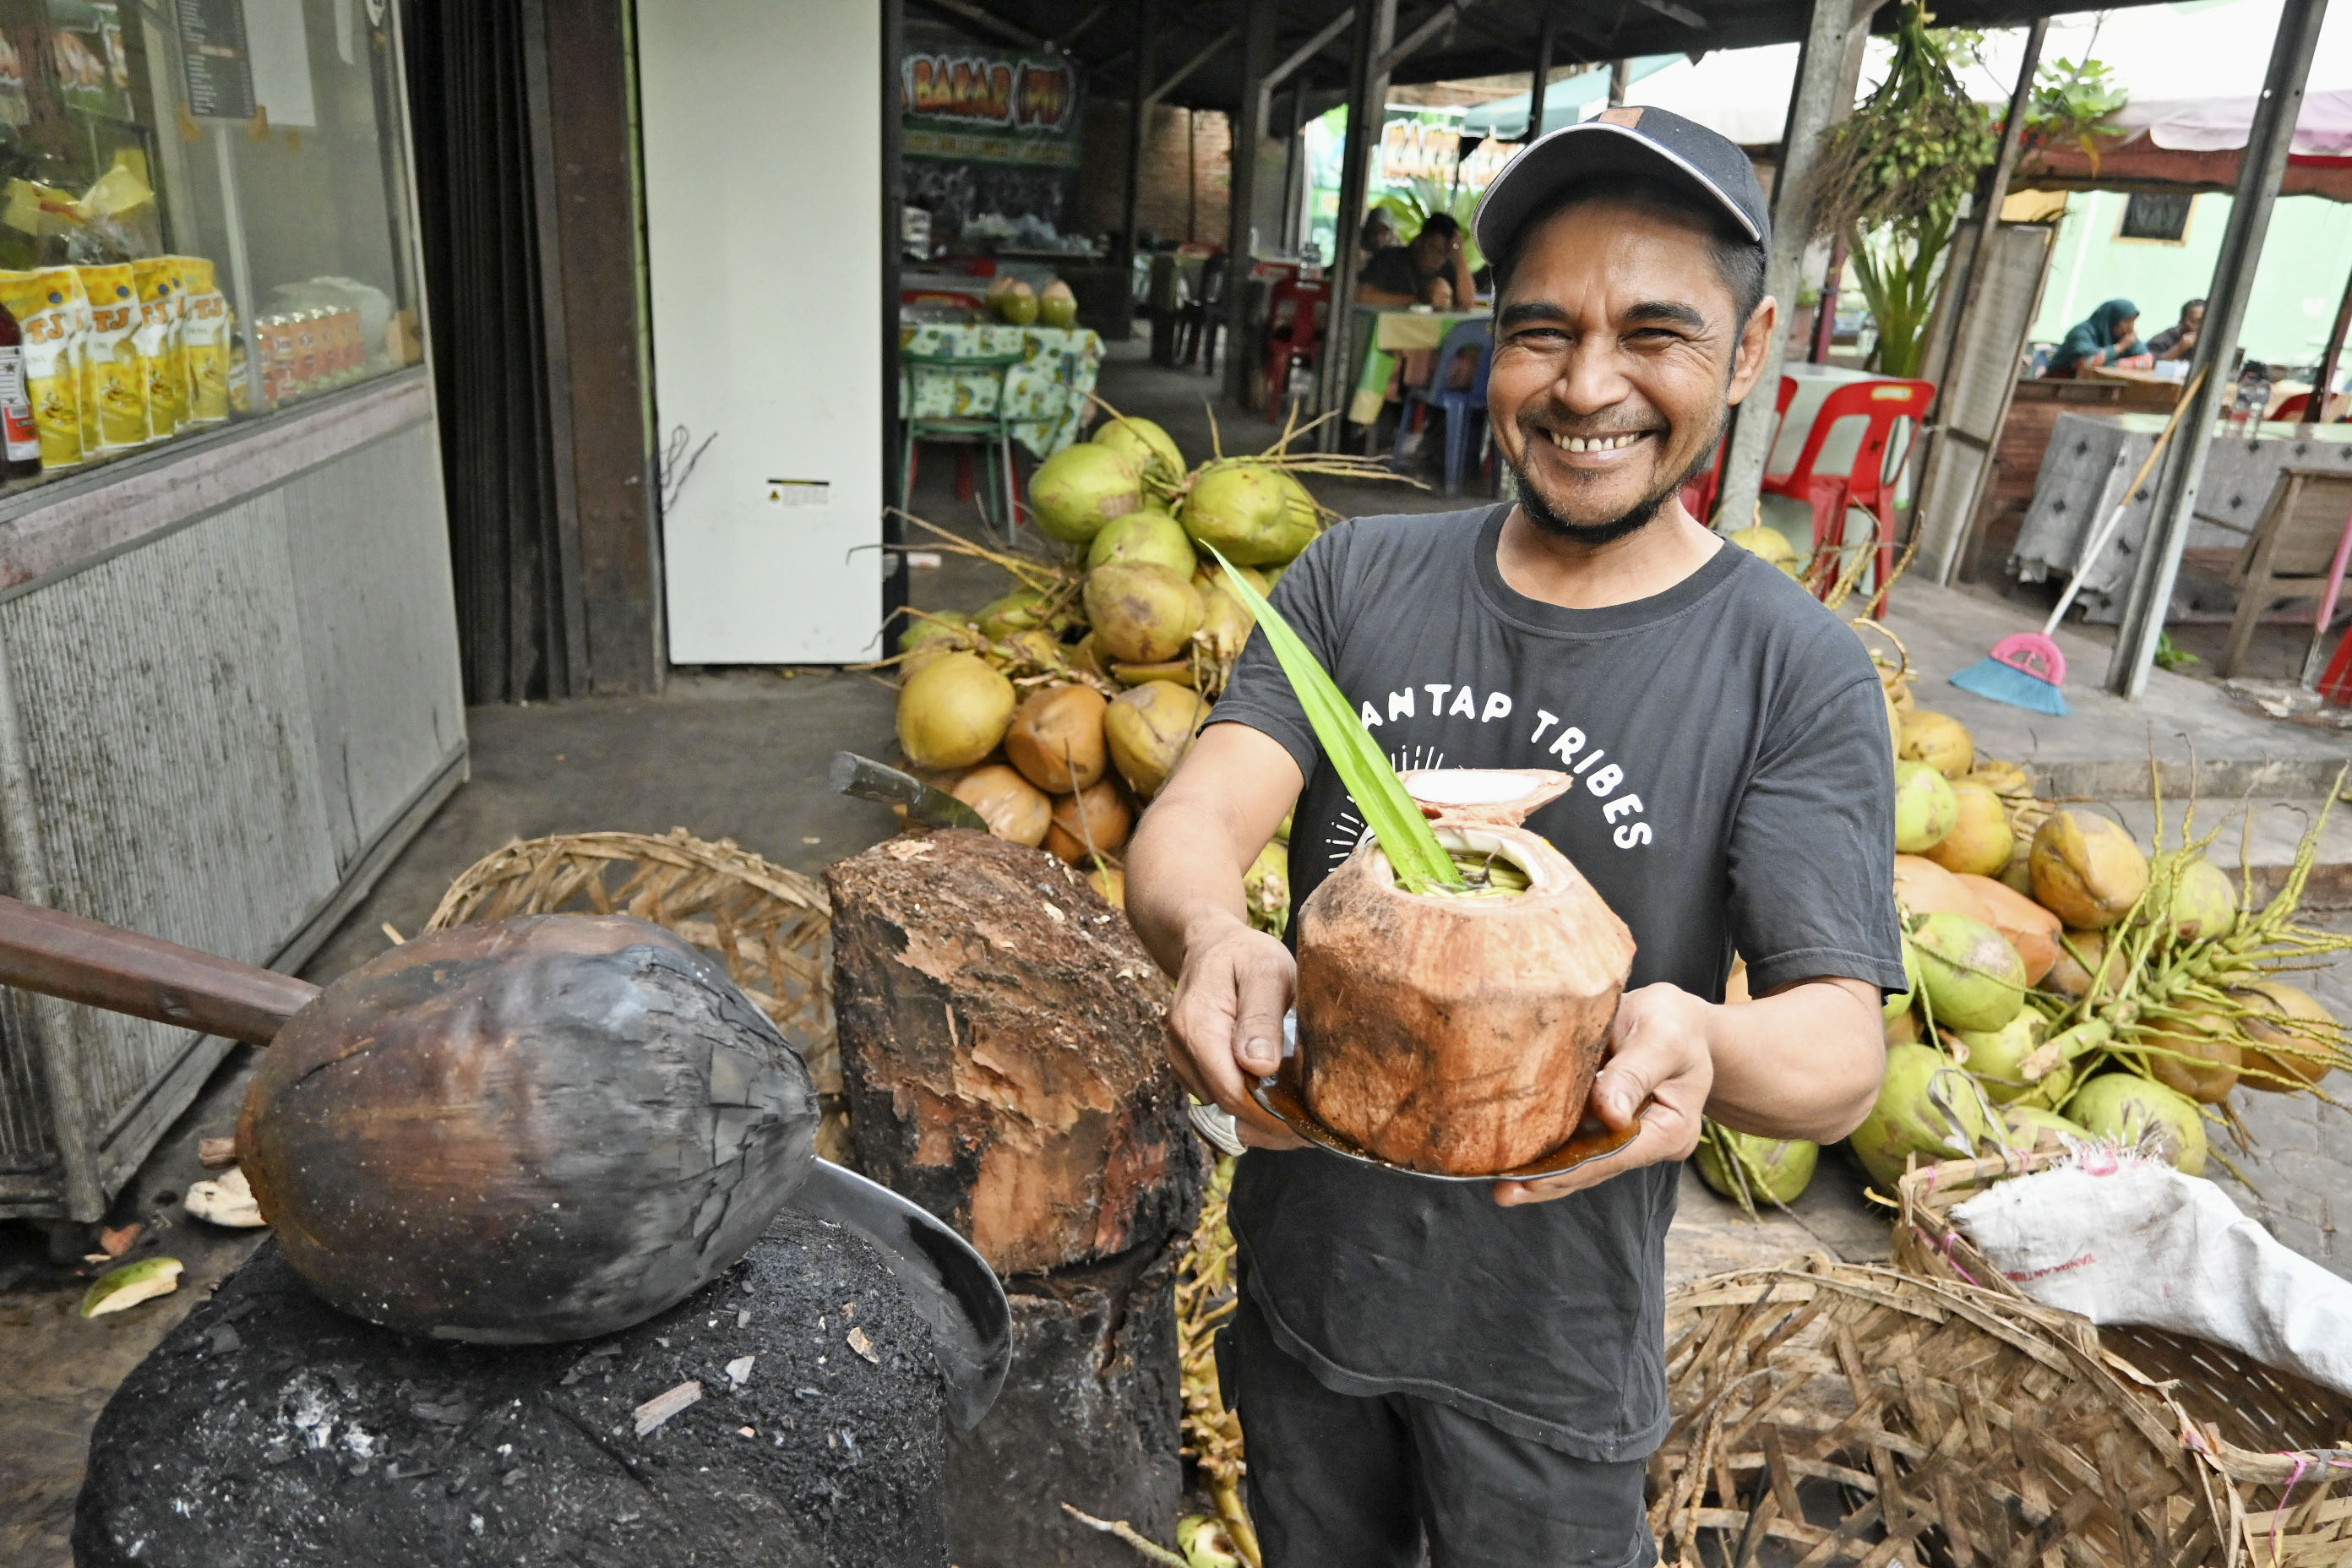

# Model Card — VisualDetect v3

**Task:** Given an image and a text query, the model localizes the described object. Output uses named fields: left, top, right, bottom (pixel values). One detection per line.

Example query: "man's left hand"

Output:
left=1492, top=983, right=1714, bottom=1206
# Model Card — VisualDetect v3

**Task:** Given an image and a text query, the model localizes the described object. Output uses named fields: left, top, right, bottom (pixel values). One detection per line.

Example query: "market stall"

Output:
left=0, top=0, right=459, bottom=1230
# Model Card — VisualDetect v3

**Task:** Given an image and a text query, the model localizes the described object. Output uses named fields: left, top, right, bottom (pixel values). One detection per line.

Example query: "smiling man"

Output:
left=1124, top=108, right=1903, bottom=1567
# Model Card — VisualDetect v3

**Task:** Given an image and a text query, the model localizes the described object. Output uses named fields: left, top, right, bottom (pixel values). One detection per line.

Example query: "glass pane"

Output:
left=0, top=0, right=420, bottom=487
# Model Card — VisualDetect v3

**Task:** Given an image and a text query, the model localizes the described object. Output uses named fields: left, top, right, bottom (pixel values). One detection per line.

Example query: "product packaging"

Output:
left=132, top=256, right=186, bottom=438
left=176, top=255, right=229, bottom=424
left=76, top=262, right=147, bottom=449
left=0, top=270, right=84, bottom=468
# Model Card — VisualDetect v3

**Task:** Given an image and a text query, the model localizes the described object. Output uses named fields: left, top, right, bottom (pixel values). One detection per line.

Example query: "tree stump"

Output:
left=826, top=830, right=1206, bottom=1567
left=74, top=1212, right=947, bottom=1568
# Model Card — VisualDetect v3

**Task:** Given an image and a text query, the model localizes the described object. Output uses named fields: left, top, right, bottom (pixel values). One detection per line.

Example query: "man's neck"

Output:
left=1494, top=498, right=1725, bottom=611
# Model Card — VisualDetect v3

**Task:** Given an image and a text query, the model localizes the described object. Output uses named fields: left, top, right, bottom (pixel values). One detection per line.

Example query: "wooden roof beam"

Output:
left=1144, top=22, right=1242, bottom=105
left=1266, top=8, right=1358, bottom=90
left=909, top=0, right=1047, bottom=51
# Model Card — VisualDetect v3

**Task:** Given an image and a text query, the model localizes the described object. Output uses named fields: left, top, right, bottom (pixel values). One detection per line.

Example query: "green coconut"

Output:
left=2163, top=853, right=2239, bottom=943
left=1105, top=680, right=1206, bottom=797
left=1039, top=278, right=1078, bottom=329
left=896, top=651, right=1016, bottom=771
left=1726, top=524, right=1799, bottom=576
left=975, top=587, right=1051, bottom=640
left=1954, top=1011, right=2044, bottom=1104
left=1180, top=460, right=1320, bottom=566
left=2001, top=1103, right=2089, bottom=1152
left=1087, top=509, right=1197, bottom=575
left=1697, top=1128, right=1818, bottom=1208
left=1910, top=911, right=2026, bottom=1034
left=1086, top=561, right=1204, bottom=663
left=898, top=615, right=977, bottom=673
left=1893, top=760, right=1959, bottom=854
left=1199, top=584, right=1255, bottom=661
left=1092, top=416, right=1185, bottom=491
left=81, top=1255, right=184, bottom=1318
left=990, top=277, right=1038, bottom=325
left=1031, top=444, right=1145, bottom=544
left=1850, top=1043, right=2000, bottom=1190
left=1884, top=941, right=1919, bottom=1022
left=2066, top=1072, right=2208, bottom=1176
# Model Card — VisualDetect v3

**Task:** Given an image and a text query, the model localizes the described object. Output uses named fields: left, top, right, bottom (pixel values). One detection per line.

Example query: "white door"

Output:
left=638, top=1, right=885, bottom=663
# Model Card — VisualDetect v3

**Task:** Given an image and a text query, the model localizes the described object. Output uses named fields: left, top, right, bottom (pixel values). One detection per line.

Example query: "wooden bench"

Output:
left=2218, top=466, right=2352, bottom=677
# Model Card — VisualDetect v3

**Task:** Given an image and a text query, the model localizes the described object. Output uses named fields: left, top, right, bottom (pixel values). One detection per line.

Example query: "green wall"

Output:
left=2029, top=190, right=2352, bottom=375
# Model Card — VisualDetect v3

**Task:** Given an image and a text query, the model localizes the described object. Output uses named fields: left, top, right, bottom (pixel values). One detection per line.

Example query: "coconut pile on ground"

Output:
left=1701, top=662, right=2352, bottom=1213
left=890, top=407, right=1402, bottom=927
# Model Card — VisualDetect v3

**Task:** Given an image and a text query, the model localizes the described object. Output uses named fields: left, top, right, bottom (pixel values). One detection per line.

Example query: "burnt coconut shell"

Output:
left=237, top=914, right=817, bottom=1342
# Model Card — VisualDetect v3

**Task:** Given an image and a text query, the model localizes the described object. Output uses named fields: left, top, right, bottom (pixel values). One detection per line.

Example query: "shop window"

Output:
left=2117, top=192, right=2194, bottom=243
left=0, top=0, right=421, bottom=492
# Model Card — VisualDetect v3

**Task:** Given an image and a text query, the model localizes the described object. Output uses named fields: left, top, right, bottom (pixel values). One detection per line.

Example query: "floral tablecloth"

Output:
left=897, top=321, right=1104, bottom=457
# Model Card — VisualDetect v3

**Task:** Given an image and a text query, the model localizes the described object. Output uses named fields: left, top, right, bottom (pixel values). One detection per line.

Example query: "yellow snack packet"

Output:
left=32, top=269, right=96, bottom=461
left=77, top=263, right=147, bottom=449
left=175, top=256, right=229, bottom=425
left=0, top=270, right=84, bottom=469
left=133, top=257, right=184, bottom=438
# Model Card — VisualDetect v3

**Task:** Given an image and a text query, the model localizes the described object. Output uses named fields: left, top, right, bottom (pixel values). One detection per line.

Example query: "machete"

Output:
left=828, top=750, right=989, bottom=831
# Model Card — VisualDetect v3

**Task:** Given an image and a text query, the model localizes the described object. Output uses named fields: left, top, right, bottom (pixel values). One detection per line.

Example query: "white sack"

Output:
left=1951, top=1152, right=2352, bottom=1397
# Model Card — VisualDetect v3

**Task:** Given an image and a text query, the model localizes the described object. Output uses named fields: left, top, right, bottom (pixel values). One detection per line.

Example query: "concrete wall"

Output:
left=2029, top=190, right=2352, bottom=373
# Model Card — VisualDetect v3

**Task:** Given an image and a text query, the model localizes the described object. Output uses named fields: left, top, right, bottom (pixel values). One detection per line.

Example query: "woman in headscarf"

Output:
left=2045, top=299, right=2143, bottom=377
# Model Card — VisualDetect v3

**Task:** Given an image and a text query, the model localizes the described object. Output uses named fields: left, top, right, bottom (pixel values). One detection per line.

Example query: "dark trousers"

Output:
left=1230, top=1288, right=1658, bottom=1568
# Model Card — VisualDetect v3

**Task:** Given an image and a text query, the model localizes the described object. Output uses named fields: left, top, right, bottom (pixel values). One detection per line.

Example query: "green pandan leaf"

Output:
left=1205, top=544, right=1463, bottom=894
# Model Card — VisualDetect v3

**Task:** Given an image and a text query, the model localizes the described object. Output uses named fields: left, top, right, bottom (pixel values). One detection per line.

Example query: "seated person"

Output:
left=2145, top=297, right=2204, bottom=361
left=1360, top=210, right=1400, bottom=256
left=2044, top=299, right=2144, bottom=377
left=1357, top=212, right=1476, bottom=310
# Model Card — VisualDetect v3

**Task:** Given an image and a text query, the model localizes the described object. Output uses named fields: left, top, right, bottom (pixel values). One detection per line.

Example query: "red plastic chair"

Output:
left=1761, top=378, right=1935, bottom=612
left=1680, top=376, right=1797, bottom=523
left=1262, top=277, right=1329, bottom=413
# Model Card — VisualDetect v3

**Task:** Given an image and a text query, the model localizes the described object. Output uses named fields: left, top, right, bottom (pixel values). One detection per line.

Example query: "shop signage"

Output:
left=175, top=0, right=255, bottom=121
left=902, top=46, right=1081, bottom=168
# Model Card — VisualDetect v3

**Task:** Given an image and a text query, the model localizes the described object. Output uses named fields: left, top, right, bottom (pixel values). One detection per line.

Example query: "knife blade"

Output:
left=787, top=1157, right=1010, bottom=1429
left=828, top=751, right=989, bottom=832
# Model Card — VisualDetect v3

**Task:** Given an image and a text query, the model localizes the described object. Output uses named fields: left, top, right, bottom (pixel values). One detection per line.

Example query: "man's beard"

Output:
left=1505, top=408, right=1723, bottom=547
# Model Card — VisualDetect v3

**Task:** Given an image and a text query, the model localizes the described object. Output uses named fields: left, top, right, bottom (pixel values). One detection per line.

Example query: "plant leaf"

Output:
left=1205, top=545, right=1463, bottom=893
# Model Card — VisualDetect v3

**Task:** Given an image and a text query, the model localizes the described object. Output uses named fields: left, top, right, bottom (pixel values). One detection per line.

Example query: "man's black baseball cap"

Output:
left=1473, top=106, right=1772, bottom=264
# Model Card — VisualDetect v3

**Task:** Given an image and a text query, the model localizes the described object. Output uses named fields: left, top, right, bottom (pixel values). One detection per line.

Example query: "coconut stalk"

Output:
left=2037, top=767, right=2352, bottom=1119
left=1175, top=1157, right=1262, bottom=1568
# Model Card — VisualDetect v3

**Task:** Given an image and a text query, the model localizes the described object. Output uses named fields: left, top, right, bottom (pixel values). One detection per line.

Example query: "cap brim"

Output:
left=1473, top=120, right=1763, bottom=264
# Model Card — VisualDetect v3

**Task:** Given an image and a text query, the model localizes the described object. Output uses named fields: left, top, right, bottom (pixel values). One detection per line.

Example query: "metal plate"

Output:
left=1250, top=1052, right=1642, bottom=1184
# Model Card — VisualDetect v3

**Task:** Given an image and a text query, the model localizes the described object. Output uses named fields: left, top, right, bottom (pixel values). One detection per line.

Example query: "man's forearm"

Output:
left=1125, top=798, right=1253, bottom=979
left=1701, top=977, right=1884, bottom=1141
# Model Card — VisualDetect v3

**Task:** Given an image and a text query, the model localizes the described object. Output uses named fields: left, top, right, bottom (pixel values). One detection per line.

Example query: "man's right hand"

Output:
left=1167, top=916, right=1307, bottom=1148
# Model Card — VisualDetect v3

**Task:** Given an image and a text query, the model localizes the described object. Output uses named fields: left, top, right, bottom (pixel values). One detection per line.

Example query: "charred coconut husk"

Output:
left=1295, top=821, right=1635, bottom=1175
left=237, top=914, right=819, bottom=1343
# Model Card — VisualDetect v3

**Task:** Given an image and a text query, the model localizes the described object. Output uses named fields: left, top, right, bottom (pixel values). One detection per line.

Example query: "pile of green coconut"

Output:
left=1701, top=702, right=2352, bottom=1213
left=892, top=409, right=1390, bottom=920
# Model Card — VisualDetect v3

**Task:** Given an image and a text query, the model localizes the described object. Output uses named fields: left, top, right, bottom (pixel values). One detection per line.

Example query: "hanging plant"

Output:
left=1809, top=6, right=1997, bottom=378
left=1810, top=4, right=1997, bottom=238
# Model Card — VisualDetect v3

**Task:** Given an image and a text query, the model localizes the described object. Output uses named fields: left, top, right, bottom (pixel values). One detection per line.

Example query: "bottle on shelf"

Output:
left=0, top=298, right=41, bottom=482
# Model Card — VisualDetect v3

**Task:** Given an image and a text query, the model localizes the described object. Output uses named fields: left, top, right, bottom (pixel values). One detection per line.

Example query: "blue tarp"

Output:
left=1457, top=56, right=1685, bottom=139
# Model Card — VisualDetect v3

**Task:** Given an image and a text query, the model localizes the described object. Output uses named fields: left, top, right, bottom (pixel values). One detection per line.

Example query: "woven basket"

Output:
left=423, top=829, right=847, bottom=1162
left=1650, top=1251, right=2230, bottom=1568
left=1898, top=1151, right=2352, bottom=1568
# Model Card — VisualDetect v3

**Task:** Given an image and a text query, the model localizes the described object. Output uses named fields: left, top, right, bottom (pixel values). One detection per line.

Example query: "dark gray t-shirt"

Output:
left=1209, top=504, right=1903, bottom=1461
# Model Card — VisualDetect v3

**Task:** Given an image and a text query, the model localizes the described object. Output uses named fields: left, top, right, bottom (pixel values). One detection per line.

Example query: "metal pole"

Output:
left=1314, top=0, right=1396, bottom=452
left=1711, top=0, right=1868, bottom=531
left=1608, top=57, right=1629, bottom=108
left=1224, top=0, right=1275, bottom=403
left=1281, top=86, right=1307, bottom=253
left=2107, top=0, right=2328, bottom=697
left=1912, top=16, right=2045, bottom=581
left=2311, top=262, right=2352, bottom=422
left=1525, top=14, right=1554, bottom=139
left=1122, top=0, right=1157, bottom=270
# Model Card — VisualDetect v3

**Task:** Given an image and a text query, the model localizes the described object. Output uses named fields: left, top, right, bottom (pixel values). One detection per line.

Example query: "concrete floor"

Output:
left=4, top=337, right=2349, bottom=1564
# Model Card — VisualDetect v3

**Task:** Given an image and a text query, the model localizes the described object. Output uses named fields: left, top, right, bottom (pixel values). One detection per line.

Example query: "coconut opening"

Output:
left=1369, top=825, right=1549, bottom=899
